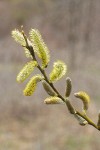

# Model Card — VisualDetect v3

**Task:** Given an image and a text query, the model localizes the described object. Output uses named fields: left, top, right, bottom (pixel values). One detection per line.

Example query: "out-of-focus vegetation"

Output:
left=0, top=0, right=100, bottom=149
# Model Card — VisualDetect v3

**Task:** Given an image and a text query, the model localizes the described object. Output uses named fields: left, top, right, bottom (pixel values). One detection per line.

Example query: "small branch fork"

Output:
left=22, top=30, right=100, bottom=131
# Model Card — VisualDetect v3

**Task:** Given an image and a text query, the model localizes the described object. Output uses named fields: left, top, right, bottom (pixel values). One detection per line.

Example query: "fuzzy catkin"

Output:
left=44, top=96, right=63, bottom=104
left=23, top=74, right=43, bottom=96
left=12, top=29, right=33, bottom=58
left=12, top=29, right=26, bottom=46
left=49, top=60, right=67, bottom=82
left=74, top=91, right=90, bottom=111
left=29, top=29, right=50, bottom=68
left=17, top=61, right=38, bottom=83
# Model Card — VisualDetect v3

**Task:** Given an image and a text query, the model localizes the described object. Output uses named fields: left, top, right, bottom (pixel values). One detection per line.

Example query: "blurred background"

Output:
left=0, top=0, right=100, bottom=149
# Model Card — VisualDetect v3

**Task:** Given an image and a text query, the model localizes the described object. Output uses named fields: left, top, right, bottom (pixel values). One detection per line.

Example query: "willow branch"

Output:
left=26, top=45, right=99, bottom=131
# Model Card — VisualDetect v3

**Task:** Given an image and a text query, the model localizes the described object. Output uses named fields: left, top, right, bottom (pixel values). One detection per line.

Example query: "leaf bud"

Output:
left=42, top=80, right=57, bottom=96
left=65, top=77, right=72, bottom=97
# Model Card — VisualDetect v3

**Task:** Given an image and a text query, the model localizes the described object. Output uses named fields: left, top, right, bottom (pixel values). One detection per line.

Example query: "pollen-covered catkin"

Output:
left=23, top=74, right=43, bottom=96
left=44, top=96, right=64, bottom=104
left=74, top=91, right=90, bottom=111
left=17, top=61, right=38, bottom=83
left=12, top=29, right=26, bottom=46
left=29, top=29, right=50, bottom=68
left=12, top=29, right=33, bottom=58
left=49, top=60, right=67, bottom=82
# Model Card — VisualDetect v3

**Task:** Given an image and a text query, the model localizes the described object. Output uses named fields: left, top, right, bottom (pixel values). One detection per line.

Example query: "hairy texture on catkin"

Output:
left=17, top=61, right=38, bottom=83
left=23, top=74, right=43, bottom=96
left=12, top=29, right=32, bottom=58
left=29, top=29, right=50, bottom=68
left=12, top=29, right=26, bottom=46
left=49, top=60, right=67, bottom=82
left=44, top=96, right=64, bottom=104
left=74, top=91, right=90, bottom=112
left=42, top=80, right=57, bottom=96
left=65, top=77, right=72, bottom=97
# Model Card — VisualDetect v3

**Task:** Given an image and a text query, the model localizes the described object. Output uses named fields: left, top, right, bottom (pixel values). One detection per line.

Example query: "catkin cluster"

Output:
left=12, top=28, right=100, bottom=131
left=12, top=28, right=67, bottom=97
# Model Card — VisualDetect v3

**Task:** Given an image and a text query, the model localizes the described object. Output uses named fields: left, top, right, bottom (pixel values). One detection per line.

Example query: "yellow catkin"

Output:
left=12, top=29, right=26, bottom=46
left=12, top=29, right=33, bottom=58
left=42, top=80, right=57, bottom=96
left=23, top=74, right=43, bottom=96
left=49, top=60, right=67, bottom=82
left=29, top=29, right=50, bottom=68
left=24, top=47, right=33, bottom=58
left=74, top=91, right=90, bottom=111
left=44, top=96, right=63, bottom=104
left=65, top=77, right=72, bottom=97
left=17, top=61, right=38, bottom=83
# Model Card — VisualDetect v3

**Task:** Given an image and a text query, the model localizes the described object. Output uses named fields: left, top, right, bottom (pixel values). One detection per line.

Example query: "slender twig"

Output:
left=76, top=111, right=99, bottom=130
